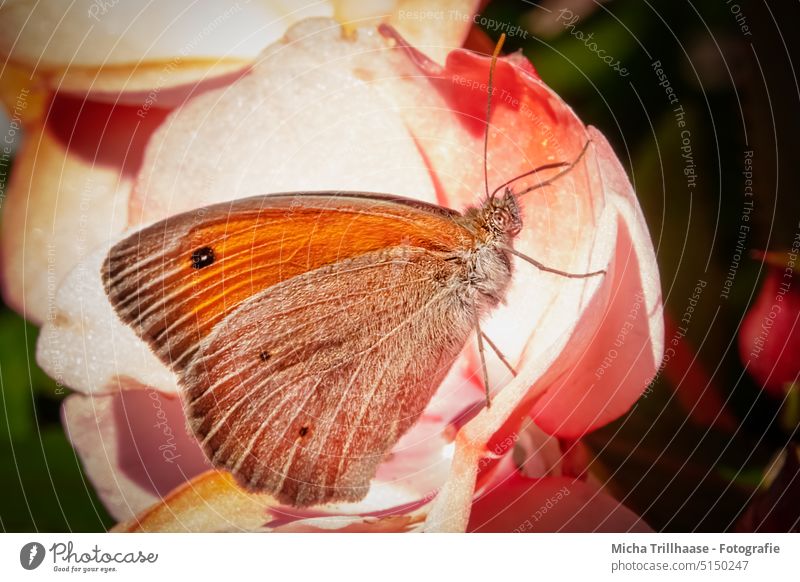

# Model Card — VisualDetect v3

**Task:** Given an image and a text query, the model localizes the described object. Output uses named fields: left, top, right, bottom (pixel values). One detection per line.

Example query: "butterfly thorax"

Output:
left=453, top=189, right=521, bottom=308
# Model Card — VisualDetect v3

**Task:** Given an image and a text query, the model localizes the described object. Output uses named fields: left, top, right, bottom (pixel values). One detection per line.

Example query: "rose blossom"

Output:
left=0, top=0, right=479, bottom=324
left=24, top=13, right=662, bottom=531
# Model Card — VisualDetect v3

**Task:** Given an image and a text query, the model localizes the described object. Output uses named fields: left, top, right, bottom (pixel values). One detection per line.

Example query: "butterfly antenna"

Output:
left=493, top=141, right=604, bottom=279
left=484, top=33, right=506, bottom=203
left=508, top=139, right=592, bottom=199
left=489, top=161, right=569, bottom=200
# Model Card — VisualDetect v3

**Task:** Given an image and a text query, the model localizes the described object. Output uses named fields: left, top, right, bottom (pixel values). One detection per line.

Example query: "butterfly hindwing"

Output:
left=182, top=246, right=473, bottom=506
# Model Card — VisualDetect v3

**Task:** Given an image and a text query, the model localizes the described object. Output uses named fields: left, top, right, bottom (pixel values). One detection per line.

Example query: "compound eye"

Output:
left=500, top=208, right=513, bottom=228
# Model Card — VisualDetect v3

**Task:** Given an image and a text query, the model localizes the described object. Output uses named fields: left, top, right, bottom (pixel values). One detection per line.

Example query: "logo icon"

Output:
left=19, top=542, right=46, bottom=570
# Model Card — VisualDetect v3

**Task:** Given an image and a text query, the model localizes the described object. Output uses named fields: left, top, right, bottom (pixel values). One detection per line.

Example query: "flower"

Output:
left=29, top=14, right=662, bottom=531
left=468, top=459, right=652, bottom=532
left=0, top=0, right=480, bottom=324
left=99, top=414, right=653, bottom=533
left=738, top=251, right=800, bottom=398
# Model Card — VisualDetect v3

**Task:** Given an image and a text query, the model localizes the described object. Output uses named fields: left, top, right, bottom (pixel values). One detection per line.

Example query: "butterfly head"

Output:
left=480, top=189, right=523, bottom=241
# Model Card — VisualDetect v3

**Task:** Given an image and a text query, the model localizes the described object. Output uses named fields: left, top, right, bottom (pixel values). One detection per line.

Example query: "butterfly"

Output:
left=102, top=33, right=604, bottom=507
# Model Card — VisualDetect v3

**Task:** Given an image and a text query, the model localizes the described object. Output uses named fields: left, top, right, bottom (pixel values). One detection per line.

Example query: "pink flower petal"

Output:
left=36, top=247, right=178, bottom=396
left=383, top=42, right=660, bottom=435
left=528, top=128, right=663, bottom=436
left=63, top=390, right=210, bottom=521
left=41, top=18, right=662, bottom=531
left=424, top=80, right=660, bottom=532
left=1, top=95, right=170, bottom=324
left=739, top=260, right=800, bottom=396
left=468, top=473, right=652, bottom=532
left=0, top=1, right=332, bottom=96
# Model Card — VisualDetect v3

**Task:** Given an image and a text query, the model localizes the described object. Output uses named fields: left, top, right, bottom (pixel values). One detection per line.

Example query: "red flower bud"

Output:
left=738, top=253, right=800, bottom=397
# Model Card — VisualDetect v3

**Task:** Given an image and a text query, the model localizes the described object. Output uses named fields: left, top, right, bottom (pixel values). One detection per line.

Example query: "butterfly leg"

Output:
left=474, top=312, right=492, bottom=409
left=480, top=331, right=517, bottom=378
left=473, top=310, right=518, bottom=408
left=503, top=245, right=607, bottom=279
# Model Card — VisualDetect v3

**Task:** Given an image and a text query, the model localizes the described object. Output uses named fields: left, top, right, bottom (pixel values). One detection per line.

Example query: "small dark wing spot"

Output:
left=259, top=351, right=271, bottom=362
left=432, top=269, right=450, bottom=284
left=298, top=426, right=309, bottom=437
left=191, top=246, right=215, bottom=269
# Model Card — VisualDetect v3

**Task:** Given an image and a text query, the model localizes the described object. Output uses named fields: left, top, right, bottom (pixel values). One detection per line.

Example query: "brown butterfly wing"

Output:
left=103, top=192, right=477, bottom=506
left=183, top=246, right=473, bottom=506
left=103, top=193, right=470, bottom=372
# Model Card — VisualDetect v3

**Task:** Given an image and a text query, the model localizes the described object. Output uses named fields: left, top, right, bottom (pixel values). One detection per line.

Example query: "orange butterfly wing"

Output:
left=103, top=192, right=480, bottom=506
left=104, top=193, right=472, bottom=371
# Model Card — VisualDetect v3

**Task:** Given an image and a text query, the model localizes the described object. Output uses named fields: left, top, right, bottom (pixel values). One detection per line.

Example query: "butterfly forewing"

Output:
left=103, top=192, right=478, bottom=506
left=103, top=193, right=470, bottom=371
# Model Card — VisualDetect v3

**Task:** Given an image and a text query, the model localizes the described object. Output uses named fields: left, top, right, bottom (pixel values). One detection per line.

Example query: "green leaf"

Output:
left=0, top=309, right=62, bottom=441
left=0, top=428, right=113, bottom=532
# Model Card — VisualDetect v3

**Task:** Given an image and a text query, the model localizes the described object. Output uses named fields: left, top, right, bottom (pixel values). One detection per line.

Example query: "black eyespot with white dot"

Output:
left=191, top=246, right=215, bottom=269
left=298, top=426, right=309, bottom=437
left=259, top=351, right=271, bottom=362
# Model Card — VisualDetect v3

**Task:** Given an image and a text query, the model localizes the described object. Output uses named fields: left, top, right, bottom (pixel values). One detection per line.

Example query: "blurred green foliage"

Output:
left=0, top=310, right=112, bottom=531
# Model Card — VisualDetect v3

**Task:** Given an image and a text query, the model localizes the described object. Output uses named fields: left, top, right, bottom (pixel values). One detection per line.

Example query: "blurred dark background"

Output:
left=1, top=0, right=798, bottom=531
left=480, top=0, right=798, bottom=532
